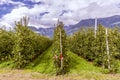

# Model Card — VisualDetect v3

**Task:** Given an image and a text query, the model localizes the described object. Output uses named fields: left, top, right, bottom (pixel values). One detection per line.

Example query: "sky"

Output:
left=0, top=0, right=120, bottom=29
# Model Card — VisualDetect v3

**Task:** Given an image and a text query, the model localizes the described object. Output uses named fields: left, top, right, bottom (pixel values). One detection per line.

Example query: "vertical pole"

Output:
left=60, top=28, right=63, bottom=69
left=106, top=28, right=110, bottom=70
left=95, top=17, right=97, bottom=38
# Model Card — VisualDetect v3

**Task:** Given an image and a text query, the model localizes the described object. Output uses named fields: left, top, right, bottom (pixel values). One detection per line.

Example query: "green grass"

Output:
left=26, top=46, right=56, bottom=74
left=67, top=51, right=102, bottom=73
left=26, top=46, right=103, bottom=74
left=0, top=61, right=14, bottom=69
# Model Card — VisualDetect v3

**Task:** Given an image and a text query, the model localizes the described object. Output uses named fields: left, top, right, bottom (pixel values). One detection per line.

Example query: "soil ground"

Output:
left=0, top=69, right=120, bottom=80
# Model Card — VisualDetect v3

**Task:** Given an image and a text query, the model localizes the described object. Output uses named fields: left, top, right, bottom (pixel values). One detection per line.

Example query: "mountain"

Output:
left=29, top=26, right=54, bottom=37
left=29, top=15, right=120, bottom=37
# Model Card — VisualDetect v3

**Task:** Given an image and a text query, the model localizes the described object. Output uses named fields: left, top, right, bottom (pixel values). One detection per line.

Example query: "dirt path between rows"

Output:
left=0, top=69, right=120, bottom=80
left=0, top=69, right=70, bottom=80
left=0, top=70, right=39, bottom=80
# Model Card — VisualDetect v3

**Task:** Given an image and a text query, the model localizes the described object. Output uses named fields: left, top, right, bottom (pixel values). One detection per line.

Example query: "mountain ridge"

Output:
left=29, top=15, right=120, bottom=37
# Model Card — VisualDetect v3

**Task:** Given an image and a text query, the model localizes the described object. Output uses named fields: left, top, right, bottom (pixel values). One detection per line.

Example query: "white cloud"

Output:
left=0, top=4, right=47, bottom=27
left=37, top=0, right=120, bottom=26
left=1, top=7, right=29, bottom=23
left=0, top=0, right=24, bottom=6
left=0, top=21, right=12, bottom=30
left=0, top=0, right=120, bottom=29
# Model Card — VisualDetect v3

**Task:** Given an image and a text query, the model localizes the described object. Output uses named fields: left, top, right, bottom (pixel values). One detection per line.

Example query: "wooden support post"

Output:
left=60, top=28, right=63, bottom=69
left=106, top=28, right=110, bottom=70
left=95, top=17, right=97, bottom=38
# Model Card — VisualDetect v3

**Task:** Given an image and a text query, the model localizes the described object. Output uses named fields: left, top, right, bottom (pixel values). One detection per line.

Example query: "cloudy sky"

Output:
left=0, top=0, right=120, bottom=29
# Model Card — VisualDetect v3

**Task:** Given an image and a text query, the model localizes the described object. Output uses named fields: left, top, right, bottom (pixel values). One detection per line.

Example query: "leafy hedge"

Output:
left=0, top=17, right=52, bottom=68
left=12, top=17, right=52, bottom=68
left=0, top=29, right=15, bottom=61
left=53, top=21, right=70, bottom=75
left=68, top=24, right=120, bottom=72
